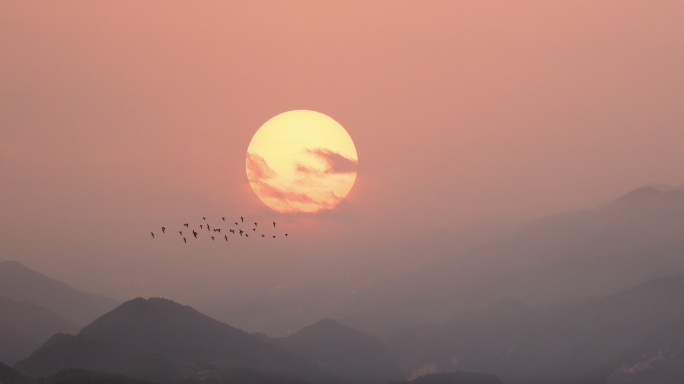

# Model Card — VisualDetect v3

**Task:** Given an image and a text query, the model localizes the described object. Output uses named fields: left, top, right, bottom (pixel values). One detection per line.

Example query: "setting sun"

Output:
left=246, top=110, right=358, bottom=213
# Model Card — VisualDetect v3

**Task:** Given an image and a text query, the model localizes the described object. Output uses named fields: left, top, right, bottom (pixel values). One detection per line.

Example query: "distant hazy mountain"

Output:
left=265, top=319, right=402, bottom=384
left=0, top=296, right=78, bottom=365
left=343, top=187, right=684, bottom=336
left=384, top=274, right=684, bottom=384
left=15, top=298, right=341, bottom=384
left=0, top=261, right=120, bottom=327
left=0, top=296, right=79, bottom=343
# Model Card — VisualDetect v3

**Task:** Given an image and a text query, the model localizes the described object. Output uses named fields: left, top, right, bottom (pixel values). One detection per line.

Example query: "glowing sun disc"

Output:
left=246, top=110, right=358, bottom=213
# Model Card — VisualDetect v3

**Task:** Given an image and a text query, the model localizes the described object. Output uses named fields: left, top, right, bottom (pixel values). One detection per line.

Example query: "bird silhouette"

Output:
left=183, top=237, right=186, bottom=243
left=200, top=225, right=203, bottom=229
left=184, top=223, right=189, bottom=227
left=161, top=227, right=166, bottom=233
left=262, top=234, right=265, bottom=237
left=222, top=217, right=225, bottom=221
left=235, top=222, right=238, bottom=225
left=254, top=222, right=258, bottom=226
left=273, top=221, right=276, bottom=228
left=179, top=231, right=183, bottom=236
left=151, top=232, right=154, bottom=238
left=212, top=236, right=215, bottom=241
left=246, top=234, right=249, bottom=237
left=285, top=234, right=288, bottom=237
left=224, top=235, right=228, bottom=241
left=217, top=229, right=221, bottom=233
left=229, top=229, right=235, bottom=234
left=241, top=216, right=244, bottom=222
left=193, top=230, right=198, bottom=238
left=239, top=229, right=243, bottom=236
left=273, top=235, right=276, bottom=238
left=207, top=224, right=211, bottom=231
left=252, top=228, right=256, bottom=232
left=203, top=217, right=206, bottom=220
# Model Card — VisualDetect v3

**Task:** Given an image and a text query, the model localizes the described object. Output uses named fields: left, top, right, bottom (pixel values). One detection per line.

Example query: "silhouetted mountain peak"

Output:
left=0, top=261, right=119, bottom=327
left=613, top=186, right=684, bottom=206
left=274, top=319, right=402, bottom=383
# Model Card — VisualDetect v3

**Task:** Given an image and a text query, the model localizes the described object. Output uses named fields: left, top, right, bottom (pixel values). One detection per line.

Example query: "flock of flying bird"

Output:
left=151, top=216, right=288, bottom=243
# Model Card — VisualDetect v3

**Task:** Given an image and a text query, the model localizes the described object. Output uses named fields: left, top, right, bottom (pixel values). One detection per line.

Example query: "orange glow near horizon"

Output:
left=246, top=110, right=358, bottom=213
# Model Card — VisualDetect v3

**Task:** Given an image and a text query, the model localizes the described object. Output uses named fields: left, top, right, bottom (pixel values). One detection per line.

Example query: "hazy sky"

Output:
left=1, top=2, right=683, bottom=318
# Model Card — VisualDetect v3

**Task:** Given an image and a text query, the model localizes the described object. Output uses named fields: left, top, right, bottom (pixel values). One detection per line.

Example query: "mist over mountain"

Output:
left=264, top=319, right=402, bottom=384
left=0, top=261, right=120, bottom=327
left=384, top=274, right=684, bottom=383
left=342, top=187, right=684, bottom=336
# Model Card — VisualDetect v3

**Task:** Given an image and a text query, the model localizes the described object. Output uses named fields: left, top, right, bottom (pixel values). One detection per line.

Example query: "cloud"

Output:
left=305, top=148, right=358, bottom=174
left=246, top=152, right=278, bottom=181
left=246, top=150, right=355, bottom=213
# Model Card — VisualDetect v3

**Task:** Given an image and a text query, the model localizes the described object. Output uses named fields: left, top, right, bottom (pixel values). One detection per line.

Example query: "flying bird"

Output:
left=230, top=229, right=235, bottom=234
left=246, top=234, right=249, bottom=237
left=207, top=224, right=211, bottom=231
left=262, top=234, right=265, bottom=237
left=193, top=230, right=198, bottom=238
left=212, top=236, right=214, bottom=241
left=224, top=235, right=228, bottom=241
left=273, top=235, right=276, bottom=238
left=161, top=227, right=166, bottom=233
left=241, top=216, right=244, bottom=222
left=254, top=222, right=258, bottom=226
left=285, top=234, right=288, bottom=237
left=203, top=217, right=206, bottom=220
left=252, top=228, right=256, bottom=232
left=183, top=237, right=186, bottom=243
left=273, top=221, right=276, bottom=228
left=184, top=223, right=189, bottom=227
left=151, top=232, right=154, bottom=238
left=179, top=231, right=183, bottom=236
left=239, top=229, right=243, bottom=236
left=200, top=225, right=203, bottom=229
left=235, top=222, right=238, bottom=225
left=222, top=217, right=225, bottom=221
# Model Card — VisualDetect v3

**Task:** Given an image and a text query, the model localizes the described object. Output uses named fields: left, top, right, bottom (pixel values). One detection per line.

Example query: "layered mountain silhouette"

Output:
left=343, top=187, right=684, bottom=336
left=261, top=319, right=402, bottom=383
left=384, top=274, right=684, bottom=384
left=0, top=296, right=78, bottom=365
left=0, top=261, right=120, bottom=327
left=15, top=297, right=342, bottom=383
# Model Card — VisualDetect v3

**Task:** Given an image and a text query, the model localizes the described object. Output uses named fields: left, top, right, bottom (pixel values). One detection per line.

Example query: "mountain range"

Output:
left=260, top=318, right=402, bottom=384
left=0, top=261, right=120, bottom=327
left=342, top=187, right=684, bottom=337
left=383, top=274, right=684, bottom=384
left=14, top=297, right=343, bottom=384
left=0, top=296, right=79, bottom=365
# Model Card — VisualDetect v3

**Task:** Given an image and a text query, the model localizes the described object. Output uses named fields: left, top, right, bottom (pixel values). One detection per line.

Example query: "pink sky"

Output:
left=1, top=1, right=683, bottom=325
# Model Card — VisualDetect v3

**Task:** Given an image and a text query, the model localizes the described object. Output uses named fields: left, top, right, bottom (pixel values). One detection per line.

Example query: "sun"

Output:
left=246, top=110, right=358, bottom=213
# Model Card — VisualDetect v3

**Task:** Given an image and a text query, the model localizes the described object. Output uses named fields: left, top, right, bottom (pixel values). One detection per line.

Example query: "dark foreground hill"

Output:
left=0, top=261, right=120, bottom=327
left=387, top=371, right=503, bottom=384
left=15, top=297, right=342, bottom=384
left=1, top=363, right=153, bottom=384
left=265, top=319, right=402, bottom=384
left=384, top=274, right=684, bottom=384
